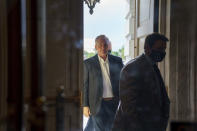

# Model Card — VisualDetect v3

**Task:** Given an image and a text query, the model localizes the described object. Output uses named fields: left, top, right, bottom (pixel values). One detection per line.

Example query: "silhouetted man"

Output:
left=83, top=35, right=123, bottom=131
left=112, top=33, right=170, bottom=131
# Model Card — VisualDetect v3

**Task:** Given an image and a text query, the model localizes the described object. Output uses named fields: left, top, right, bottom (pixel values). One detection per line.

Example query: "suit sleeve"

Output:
left=120, top=68, right=139, bottom=115
left=119, top=66, right=142, bottom=129
left=83, top=62, right=89, bottom=107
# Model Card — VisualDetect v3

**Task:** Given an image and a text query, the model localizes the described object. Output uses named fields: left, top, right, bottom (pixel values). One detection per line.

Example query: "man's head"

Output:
left=107, top=41, right=112, bottom=54
left=104, top=36, right=112, bottom=53
left=95, top=35, right=108, bottom=58
left=144, top=33, right=169, bottom=62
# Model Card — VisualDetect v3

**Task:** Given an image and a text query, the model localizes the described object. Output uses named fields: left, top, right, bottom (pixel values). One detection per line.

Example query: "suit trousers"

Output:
left=84, top=99, right=117, bottom=131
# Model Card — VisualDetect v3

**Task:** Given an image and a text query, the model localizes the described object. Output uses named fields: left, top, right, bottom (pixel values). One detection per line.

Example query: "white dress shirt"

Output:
left=98, top=55, right=114, bottom=98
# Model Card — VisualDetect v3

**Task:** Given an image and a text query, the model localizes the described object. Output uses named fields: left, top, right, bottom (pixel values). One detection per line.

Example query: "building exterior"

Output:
left=124, top=0, right=135, bottom=62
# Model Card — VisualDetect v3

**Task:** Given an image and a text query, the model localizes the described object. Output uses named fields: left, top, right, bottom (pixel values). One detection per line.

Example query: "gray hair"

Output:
left=95, top=35, right=108, bottom=46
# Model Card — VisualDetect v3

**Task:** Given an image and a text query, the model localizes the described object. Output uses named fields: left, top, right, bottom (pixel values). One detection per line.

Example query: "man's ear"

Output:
left=145, top=46, right=151, bottom=55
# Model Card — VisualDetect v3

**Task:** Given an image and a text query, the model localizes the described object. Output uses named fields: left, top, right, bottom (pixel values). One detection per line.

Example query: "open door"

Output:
left=135, top=0, right=159, bottom=56
left=23, top=0, right=84, bottom=130
left=44, top=0, right=83, bottom=130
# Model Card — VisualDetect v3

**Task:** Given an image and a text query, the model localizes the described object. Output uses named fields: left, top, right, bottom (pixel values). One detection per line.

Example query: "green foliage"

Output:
left=119, top=46, right=125, bottom=60
left=111, top=51, right=119, bottom=56
left=111, top=46, right=125, bottom=60
left=84, top=51, right=96, bottom=59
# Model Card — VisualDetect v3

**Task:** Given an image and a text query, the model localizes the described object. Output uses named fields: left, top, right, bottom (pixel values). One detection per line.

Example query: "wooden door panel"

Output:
left=65, top=103, right=82, bottom=131
left=0, top=0, right=8, bottom=130
left=45, top=0, right=83, bottom=130
left=137, top=0, right=154, bottom=38
left=139, top=0, right=151, bottom=25
left=138, top=37, right=145, bottom=55
left=136, top=0, right=158, bottom=56
left=45, top=107, right=56, bottom=131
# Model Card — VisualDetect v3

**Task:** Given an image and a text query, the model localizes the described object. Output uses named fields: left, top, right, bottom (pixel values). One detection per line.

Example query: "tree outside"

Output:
left=84, top=50, right=96, bottom=60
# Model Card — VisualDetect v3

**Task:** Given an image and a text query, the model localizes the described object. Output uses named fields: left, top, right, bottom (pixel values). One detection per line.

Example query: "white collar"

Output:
left=98, top=55, right=108, bottom=63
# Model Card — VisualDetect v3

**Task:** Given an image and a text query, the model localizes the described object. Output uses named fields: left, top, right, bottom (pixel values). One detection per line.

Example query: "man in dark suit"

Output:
left=112, top=33, right=170, bottom=131
left=83, top=35, right=123, bottom=131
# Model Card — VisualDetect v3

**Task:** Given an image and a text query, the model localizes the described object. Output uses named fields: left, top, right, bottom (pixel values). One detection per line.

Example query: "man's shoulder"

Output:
left=123, top=54, right=145, bottom=71
left=125, top=54, right=144, bottom=65
left=109, top=54, right=122, bottom=62
left=84, top=55, right=97, bottom=64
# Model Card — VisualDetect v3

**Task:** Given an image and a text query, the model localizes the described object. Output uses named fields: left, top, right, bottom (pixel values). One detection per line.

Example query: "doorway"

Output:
left=83, top=0, right=127, bottom=129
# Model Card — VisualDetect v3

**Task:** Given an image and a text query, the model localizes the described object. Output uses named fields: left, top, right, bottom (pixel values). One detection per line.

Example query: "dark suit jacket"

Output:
left=112, top=54, right=170, bottom=131
left=83, top=54, right=123, bottom=115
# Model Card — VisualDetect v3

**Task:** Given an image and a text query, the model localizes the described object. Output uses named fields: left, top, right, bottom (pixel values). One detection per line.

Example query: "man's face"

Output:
left=108, top=42, right=112, bottom=53
left=150, top=40, right=167, bottom=62
left=151, top=40, right=167, bottom=51
left=95, top=38, right=108, bottom=57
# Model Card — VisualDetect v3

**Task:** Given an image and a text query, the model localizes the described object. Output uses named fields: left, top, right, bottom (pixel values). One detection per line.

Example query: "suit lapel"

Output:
left=93, top=55, right=103, bottom=83
left=108, top=55, right=113, bottom=79
left=108, top=55, right=115, bottom=93
left=143, top=54, right=162, bottom=105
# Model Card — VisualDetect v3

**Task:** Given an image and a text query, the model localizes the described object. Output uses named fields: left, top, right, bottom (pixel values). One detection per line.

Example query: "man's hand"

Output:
left=83, top=106, right=91, bottom=117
